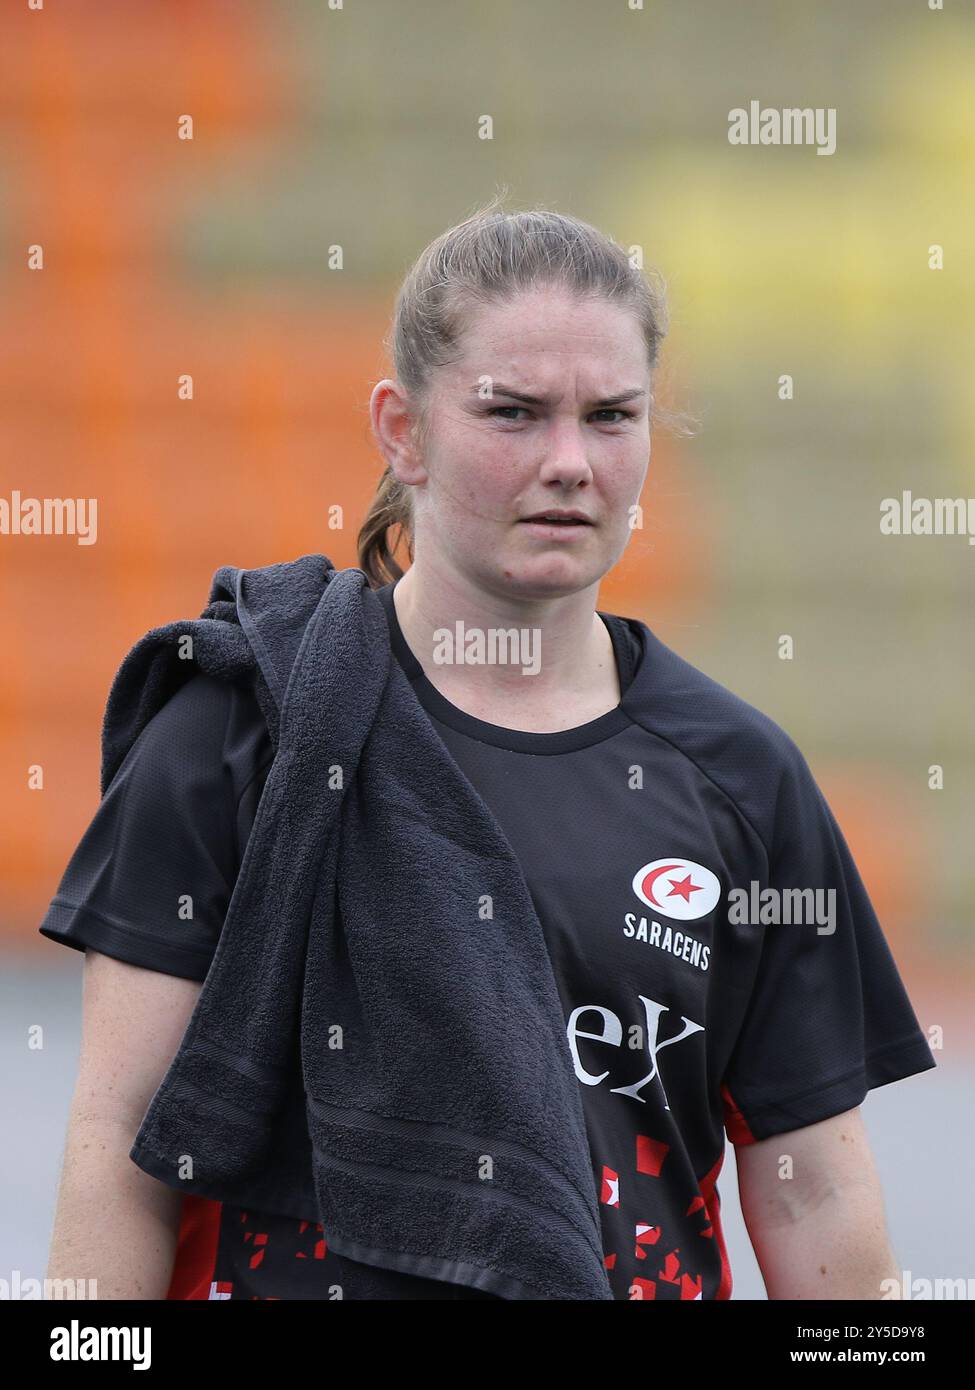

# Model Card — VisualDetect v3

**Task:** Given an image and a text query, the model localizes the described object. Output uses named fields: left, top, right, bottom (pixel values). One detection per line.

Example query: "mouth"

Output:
left=519, top=511, right=595, bottom=527
left=518, top=515, right=595, bottom=542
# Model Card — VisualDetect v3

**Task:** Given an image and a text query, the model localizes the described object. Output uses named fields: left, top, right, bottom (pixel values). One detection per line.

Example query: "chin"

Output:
left=493, top=555, right=607, bottom=598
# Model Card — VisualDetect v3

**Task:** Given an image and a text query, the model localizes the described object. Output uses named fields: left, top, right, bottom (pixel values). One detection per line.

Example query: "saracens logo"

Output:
left=631, top=858, right=721, bottom=922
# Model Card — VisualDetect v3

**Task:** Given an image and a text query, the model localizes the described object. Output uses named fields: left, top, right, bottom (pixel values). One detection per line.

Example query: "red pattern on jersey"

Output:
left=165, top=1195, right=222, bottom=1300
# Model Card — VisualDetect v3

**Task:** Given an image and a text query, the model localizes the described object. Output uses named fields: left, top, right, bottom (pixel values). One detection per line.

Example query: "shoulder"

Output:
left=122, top=670, right=233, bottom=759
left=119, top=670, right=273, bottom=812
left=38, top=672, right=274, bottom=979
left=621, top=619, right=814, bottom=853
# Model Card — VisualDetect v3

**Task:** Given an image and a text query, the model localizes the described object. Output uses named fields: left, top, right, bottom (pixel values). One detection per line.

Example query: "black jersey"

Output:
left=39, top=580, right=936, bottom=1300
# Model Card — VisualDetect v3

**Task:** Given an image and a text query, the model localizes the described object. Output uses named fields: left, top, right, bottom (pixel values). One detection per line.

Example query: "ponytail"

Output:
left=357, top=463, right=413, bottom=589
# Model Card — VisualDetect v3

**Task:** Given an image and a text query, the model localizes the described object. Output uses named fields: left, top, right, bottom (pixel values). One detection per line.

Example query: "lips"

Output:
left=520, top=513, right=594, bottom=525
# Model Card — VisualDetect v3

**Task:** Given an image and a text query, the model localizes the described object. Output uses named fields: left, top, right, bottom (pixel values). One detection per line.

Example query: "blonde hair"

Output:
left=358, top=194, right=673, bottom=588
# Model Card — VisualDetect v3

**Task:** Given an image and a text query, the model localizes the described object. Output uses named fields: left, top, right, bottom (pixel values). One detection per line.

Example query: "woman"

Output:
left=41, top=201, right=935, bottom=1300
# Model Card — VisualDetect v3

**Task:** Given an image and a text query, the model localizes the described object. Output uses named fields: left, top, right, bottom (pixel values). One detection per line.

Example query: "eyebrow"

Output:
left=471, top=383, right=648, bottom=408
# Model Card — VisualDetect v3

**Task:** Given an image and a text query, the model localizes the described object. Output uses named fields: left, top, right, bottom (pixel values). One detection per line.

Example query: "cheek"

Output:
left=597, top=461, right=647, bottom=540
left=603, top=459, right=646, bottom=506
left=455, top=447, right=527, bottom=514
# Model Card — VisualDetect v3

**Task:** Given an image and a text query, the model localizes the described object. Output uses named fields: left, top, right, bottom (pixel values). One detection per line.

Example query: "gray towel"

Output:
left=105, top=554, right=613, bottom=1300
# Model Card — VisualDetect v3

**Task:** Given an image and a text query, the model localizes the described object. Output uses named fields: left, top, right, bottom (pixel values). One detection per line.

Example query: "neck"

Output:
left=390, top=560, right=620, bottom=724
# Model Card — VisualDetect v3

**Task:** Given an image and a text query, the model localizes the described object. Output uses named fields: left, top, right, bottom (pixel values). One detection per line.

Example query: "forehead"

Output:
left=446, top=287, right=648, bottom=383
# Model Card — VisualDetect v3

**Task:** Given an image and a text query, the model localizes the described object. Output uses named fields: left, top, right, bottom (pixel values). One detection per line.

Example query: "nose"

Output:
left=536, top=423, right=594, bottom=488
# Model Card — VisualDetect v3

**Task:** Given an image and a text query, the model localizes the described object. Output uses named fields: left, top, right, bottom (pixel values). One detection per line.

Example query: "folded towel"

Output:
left=107, top=554, right=613, bottom=1300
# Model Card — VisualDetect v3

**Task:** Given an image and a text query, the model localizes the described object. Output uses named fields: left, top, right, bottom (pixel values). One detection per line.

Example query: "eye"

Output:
left=591, top=408, right=632, bottom=424
left=485, top=406, right=634, bottom=423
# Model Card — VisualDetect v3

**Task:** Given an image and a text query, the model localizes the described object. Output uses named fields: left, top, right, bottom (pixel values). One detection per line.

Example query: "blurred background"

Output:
left=1, top=0, right=972, bottom=1298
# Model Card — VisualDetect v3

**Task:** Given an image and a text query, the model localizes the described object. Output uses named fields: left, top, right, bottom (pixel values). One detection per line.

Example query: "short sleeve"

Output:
left=721, top=744, right=937, bottom=1144
left=38, top=672, right=272, bottom=982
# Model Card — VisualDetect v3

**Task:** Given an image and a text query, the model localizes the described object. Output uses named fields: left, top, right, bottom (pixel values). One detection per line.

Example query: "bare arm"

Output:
left=735, top=1106, right=901, bottom=1300
left=45, top=949, right=203, bottom=1300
